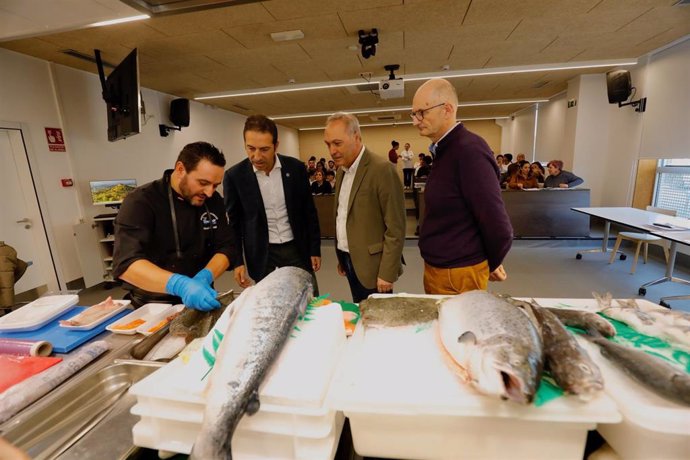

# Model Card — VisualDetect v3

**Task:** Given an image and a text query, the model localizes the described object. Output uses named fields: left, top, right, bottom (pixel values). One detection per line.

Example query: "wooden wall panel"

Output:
left=631, top=158, right=657, bottom=210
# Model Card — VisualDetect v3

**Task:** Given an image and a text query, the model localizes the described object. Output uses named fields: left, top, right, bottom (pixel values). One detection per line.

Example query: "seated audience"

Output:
left=325, top=170, right=336, bottom=190
left=501, top=162, right=520, bottom=188
left=414, top=153, right=425, bottom=174
left=416, top=155, right=432, bottom=178
left=531, top=161, right=546, bottom=183
left=503, top=153, right=513, bottom=164
left=327, top=159, right=336, bottom=172
left=310, top=170, right=332, bottom=195
left=516, top=153, right=526, bottom=162
left=508, top=160, right=539, bottom=189
left=315, top=161, right=325, bottom=174
left=495, top=154, right=508, bottom=174
left=544, top=160, right=584, bottom=188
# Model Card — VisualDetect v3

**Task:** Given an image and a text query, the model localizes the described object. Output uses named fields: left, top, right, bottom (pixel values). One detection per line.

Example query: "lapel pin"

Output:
left=286, top=173, right=290, bottom=177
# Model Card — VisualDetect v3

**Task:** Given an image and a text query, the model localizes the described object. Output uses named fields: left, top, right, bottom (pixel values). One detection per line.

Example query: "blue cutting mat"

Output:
left=0, top=307, right=130, bottom=353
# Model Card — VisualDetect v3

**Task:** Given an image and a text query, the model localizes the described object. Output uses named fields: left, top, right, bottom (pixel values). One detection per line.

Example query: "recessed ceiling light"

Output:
left=270, top=29, right=305, bottom=42
left=347, top=45, right=359, bottom=51
left=88, top=14, right=149, bottom=28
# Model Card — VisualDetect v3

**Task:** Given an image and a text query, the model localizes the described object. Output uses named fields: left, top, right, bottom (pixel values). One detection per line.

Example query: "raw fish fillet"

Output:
left=59, top=296, right=121, bottom=327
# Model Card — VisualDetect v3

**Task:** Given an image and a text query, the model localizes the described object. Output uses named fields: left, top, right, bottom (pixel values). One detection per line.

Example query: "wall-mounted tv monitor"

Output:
left=90, top=179, right=137, bottom=206
left=98, top=48, right=141, bottom=142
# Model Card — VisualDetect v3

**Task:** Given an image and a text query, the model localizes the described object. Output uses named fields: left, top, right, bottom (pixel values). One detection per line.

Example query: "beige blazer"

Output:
left=335, top=149, right=406, bottom=289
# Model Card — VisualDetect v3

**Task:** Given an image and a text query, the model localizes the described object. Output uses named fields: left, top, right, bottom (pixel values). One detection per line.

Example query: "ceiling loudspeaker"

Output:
left=606, top=70, right=631, bottom=104
left=170, top=98, right=190, bottom=127
left=606, top=70, right=647, bottom=112
left=159, top=98, right=190, bottom=137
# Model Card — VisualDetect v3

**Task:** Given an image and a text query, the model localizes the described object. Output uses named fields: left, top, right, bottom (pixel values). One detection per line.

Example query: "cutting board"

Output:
left=0, top=307, right=129, bottom=353
left=0, top=355, right=63, bottom=393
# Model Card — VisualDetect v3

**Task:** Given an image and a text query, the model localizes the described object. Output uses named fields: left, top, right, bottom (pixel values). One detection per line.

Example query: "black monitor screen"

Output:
left=105, top=49, right=141, bottom=142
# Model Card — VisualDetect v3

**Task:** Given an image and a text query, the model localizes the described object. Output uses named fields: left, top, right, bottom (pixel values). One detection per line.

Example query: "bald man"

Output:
left=411, top=78, right=513, bottom=294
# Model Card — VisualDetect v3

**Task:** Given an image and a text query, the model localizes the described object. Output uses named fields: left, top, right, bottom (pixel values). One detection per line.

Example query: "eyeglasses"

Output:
left=409, top=103, right=446, bottom=121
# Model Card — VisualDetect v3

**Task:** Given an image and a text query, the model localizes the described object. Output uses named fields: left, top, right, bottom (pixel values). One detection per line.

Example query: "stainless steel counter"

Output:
left=0, top=331, right=164, bottom=460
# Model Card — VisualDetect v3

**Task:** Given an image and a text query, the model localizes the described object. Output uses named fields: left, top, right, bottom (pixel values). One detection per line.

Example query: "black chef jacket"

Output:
left=112, top=170, right=235, bottom=306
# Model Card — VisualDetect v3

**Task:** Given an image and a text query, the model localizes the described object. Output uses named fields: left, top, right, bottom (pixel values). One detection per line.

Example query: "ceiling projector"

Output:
left=378, top=64, right=404, bottom=99
left=378, top=79, right=404, bottom=99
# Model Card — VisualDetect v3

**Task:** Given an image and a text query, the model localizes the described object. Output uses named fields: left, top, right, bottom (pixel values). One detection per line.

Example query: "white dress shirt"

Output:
left=253, top=156, right=294, bottom=244
left=336, top=145, right=366, bottom=252
left=400, top=149, right=414, bottom=168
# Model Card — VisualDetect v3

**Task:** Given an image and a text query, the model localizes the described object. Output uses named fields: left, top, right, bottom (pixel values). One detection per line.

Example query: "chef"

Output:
left=112, top=141, right=235, bottom=310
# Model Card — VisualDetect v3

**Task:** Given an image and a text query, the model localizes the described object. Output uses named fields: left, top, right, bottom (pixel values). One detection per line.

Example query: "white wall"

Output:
left=570, top=74, right=613, bottom=207
left=0, top=49, right=81, bottom=287
left=639, top=38, right=690, bottom=159
left=535, top=92, right=566, bottom=163
left=0, top=48, right=298, bottom=285
left=602, top=65, right=647, bottom=207
left=498, top=106, right=536, bottom=159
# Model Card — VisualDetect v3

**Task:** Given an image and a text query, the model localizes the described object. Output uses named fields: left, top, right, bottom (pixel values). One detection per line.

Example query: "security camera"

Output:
left=358, top=28, right=379, bottom=59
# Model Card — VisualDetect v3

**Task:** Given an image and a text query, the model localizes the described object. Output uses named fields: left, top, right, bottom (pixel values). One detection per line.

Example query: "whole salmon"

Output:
left=587, top=333, right=690, bottom=406
left=191, top=267, right=313, bottom=459
left=532, top=304, right=604, bottom=400
left=438, top=291, right=543, bottom=404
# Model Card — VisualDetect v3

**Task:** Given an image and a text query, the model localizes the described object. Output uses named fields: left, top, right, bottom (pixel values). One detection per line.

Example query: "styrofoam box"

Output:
left=131, top=398, right=337, bottom=437
left=129, top=301, right=347, bottom=454
left=330, top=294, right=621, bottom=460
left=533, top=298, right=690, bottom=460
left=132, top=411, right=345, bottom=459
left=130, top=302, right=346, bottom=402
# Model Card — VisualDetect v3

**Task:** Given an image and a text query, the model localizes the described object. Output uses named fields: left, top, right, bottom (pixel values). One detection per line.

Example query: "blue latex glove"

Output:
left=193, top=268, right=214, bottom=286
left=165, top=274, right=220, bottom=311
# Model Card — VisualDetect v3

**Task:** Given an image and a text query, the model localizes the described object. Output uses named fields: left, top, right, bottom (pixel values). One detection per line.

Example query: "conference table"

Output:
left=571, top=207, right=690, bottom=307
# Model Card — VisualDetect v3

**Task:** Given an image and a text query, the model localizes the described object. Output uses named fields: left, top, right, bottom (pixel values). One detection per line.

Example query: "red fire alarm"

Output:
left=61, top=178, right=74, bottom=187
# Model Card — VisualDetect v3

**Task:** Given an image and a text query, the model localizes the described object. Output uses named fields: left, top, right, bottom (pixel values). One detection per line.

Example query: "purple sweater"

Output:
left=419, top=124, right=513, bottom=271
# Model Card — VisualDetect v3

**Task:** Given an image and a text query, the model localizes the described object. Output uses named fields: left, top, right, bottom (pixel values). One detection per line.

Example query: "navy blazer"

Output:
left=223, top=154, right=320, bottom=281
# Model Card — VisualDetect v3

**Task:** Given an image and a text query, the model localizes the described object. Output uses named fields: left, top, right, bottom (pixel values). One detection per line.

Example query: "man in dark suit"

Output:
left=223, top=115, right=321, bottom=290
left=324, top=112, right=406, bottom=302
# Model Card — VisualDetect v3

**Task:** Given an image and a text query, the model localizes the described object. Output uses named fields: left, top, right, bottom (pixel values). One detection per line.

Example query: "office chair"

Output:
left=608, top=206, right=676, bottom=274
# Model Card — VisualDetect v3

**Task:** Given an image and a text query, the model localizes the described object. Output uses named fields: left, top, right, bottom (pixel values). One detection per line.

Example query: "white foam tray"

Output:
left=106, top=303, right=181, bottom=335
left=0, top=295, right=79, bottom=332
left=59, top=299, right=131, bottom=330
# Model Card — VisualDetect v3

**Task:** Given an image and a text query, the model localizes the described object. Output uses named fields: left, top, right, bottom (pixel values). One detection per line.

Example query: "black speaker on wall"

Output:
left=170, top=98, right=190, bottom=127
left=606, top=70, right=632, bottom=104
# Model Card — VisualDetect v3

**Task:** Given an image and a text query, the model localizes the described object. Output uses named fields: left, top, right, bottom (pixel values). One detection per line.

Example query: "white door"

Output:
left=0, top=127, right=58, bottom=294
